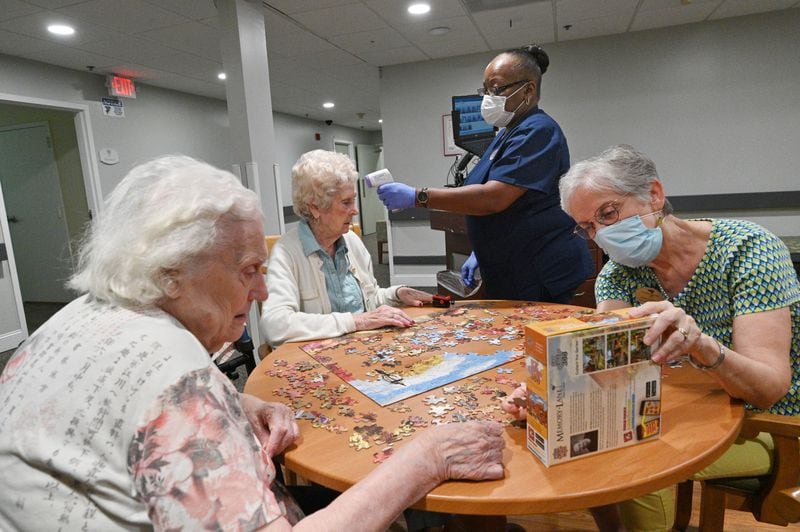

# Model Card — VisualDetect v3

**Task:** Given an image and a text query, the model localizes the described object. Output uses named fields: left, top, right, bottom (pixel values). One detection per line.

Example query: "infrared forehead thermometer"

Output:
left=365, top=168, right=394, bottom=188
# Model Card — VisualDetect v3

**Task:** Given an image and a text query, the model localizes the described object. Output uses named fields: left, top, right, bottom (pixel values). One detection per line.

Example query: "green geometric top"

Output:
left=596, top=218, right=800, bottom=415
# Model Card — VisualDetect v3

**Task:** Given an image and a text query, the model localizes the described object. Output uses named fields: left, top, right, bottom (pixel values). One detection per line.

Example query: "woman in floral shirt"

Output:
left=0, top=155, right=505, bottom=531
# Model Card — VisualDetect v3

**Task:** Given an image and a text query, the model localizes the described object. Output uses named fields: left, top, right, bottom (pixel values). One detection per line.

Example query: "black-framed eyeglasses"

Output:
left=477, top=79, right=530, bottom=97
left=573, top=195, right=630, bottom=240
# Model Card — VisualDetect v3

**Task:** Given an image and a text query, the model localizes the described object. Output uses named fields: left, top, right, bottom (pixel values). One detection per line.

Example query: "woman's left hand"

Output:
left=627, top=301, right=702, bottom=365
left=239, top=393, right=299, bottom=457
left=416, top=421, right=505, bottom=483
left=397, top=287, right=433, bottom=307
left=500, top=383, right=527, bottom=421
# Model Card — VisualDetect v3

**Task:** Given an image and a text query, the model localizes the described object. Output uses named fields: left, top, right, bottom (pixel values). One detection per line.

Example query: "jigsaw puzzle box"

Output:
left=524, top=309, right=662, bottom=467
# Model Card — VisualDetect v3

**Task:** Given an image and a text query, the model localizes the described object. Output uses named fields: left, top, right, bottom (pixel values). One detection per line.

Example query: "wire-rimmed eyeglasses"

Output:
left=477, top=79, right=530, bottom=97
left=573, top=194, right=634, bottom=240
left=573, top=194, right=663, bottom=240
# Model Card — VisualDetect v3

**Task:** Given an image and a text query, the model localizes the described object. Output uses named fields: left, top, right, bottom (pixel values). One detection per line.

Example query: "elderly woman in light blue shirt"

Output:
left=260, top=150, right=432, bottom=347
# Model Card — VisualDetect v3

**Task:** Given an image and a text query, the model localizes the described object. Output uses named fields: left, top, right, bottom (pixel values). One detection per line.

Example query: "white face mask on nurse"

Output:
left=479, top=80, right=529, bottom=127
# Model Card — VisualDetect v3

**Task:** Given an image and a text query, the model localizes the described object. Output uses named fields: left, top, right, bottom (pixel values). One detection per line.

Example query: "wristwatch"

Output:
left=416, top=187, right=429, bottom=208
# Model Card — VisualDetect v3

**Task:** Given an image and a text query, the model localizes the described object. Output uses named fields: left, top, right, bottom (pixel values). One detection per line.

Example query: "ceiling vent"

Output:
left=462, top=0, right=549, bottom=13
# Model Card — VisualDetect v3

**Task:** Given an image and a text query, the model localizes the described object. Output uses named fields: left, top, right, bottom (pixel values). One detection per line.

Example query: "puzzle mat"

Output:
left=299, top=302, right=591, bottom=406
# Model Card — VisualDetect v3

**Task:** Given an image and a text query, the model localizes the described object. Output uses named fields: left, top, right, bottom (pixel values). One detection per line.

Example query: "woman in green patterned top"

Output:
left=559, top=144, right=800, bottom=531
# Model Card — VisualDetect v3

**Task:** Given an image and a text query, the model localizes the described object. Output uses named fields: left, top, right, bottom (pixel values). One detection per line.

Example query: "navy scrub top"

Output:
left=464, top=106, right=592, bottom=302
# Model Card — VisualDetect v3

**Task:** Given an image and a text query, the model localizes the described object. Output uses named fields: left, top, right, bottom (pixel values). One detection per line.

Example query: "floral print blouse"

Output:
left=0, top=296, right=296, bottom=531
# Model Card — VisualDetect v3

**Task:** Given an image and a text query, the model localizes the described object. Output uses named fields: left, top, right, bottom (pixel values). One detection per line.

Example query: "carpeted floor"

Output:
left=362, top=231, right=390, bottom=287
left=0, top=348, right=13, bottom=373
left=0, top=301, right=66, bottom=371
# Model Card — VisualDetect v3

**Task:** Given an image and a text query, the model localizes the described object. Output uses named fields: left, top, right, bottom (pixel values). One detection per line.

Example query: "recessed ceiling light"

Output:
left=47, top=24, right=75, bottom=36
left=378, top=119, right=383, bottom=123
left=429, top=26, right=450, bottom=36
left=217, top=72, right=227, bottom=80
left=323, top=102, right=335, bottom=109
left=408, top=3, right=431, bottom=15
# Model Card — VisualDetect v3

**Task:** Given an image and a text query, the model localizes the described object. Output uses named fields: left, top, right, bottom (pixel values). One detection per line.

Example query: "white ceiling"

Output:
left=0, top=0, right=798, bottom=130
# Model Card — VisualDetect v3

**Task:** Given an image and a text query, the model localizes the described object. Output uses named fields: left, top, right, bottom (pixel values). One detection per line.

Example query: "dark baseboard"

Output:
left=393, top=255, right=446, bottom=266
left=669, top=191, right=800, bottom=211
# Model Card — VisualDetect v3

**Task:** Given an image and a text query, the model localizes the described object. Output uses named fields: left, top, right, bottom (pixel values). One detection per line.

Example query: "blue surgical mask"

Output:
left=594, top=213, right=663, bottom=267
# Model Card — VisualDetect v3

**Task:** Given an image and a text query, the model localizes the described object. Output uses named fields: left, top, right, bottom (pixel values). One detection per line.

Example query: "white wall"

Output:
left=272, top=113, right=381, bottom=207
left=0, top=54, right=233, bottom=199
left=381, top=9, right=800, bottom=279
left=0, top=53, right=380, bottom=220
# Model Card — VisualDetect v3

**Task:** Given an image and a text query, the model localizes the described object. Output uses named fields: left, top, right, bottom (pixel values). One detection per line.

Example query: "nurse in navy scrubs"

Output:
left=379, top=44, right=592, bottom=303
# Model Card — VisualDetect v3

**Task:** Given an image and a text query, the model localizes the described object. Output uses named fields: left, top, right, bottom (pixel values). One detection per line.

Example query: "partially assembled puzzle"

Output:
left=524, top=309, right=662, bottom=466
left=299, top=302, right=583, bottom=406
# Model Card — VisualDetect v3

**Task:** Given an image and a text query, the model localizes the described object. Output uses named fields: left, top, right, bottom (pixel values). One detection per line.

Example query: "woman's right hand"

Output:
left=353, top=305, right=415, bottom=331
left=418, top=421, right=505, bottom=483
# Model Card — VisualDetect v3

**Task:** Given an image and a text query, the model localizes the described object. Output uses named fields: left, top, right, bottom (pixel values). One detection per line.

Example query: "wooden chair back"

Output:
left=261, top=235, right=281, bottom=274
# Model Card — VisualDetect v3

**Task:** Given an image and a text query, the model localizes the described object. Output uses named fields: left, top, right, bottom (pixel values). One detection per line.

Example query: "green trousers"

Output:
left=619, top=432, right=774, bottom=531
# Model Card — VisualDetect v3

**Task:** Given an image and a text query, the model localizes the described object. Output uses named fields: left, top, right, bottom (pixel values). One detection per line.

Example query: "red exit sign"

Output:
left=107, top=75, right=136, bottom=98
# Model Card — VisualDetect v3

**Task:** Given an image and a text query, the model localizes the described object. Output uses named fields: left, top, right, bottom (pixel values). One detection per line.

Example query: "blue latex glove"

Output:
left=461, top=252, right=479, bottom=287
left=377, top=182, right=415, bottom=211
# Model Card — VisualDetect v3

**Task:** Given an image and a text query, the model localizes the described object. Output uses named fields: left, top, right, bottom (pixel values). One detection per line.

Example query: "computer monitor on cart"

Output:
left=451, top=94, right=496, bottom=157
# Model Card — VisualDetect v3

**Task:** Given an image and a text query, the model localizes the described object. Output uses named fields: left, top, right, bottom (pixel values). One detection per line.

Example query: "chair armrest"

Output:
left=739, top=411, right=800, bottom=440
left=776, top=487, right=800, bottom=523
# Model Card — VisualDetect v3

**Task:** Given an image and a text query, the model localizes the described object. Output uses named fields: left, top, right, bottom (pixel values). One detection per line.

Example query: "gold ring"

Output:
left=678, top=327, right=689, bottom=341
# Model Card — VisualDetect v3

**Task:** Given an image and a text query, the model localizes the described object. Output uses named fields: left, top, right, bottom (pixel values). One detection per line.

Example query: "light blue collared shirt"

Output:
left=298, top=220, right=365, bottom=313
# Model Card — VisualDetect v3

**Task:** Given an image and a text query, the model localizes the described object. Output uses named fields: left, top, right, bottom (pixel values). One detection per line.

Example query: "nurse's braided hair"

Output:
left=503, top=44, right=549, bottom=98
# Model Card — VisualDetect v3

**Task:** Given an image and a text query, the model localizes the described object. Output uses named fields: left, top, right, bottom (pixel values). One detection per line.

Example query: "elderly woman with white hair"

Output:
left=261, top=149, right=432, bottom=347
left=0, top=155, right=505, bottom=531
left=503, top=144, right=799, bottom=531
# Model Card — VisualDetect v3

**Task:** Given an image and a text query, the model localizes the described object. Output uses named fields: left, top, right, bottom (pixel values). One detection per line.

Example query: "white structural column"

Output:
left=217, top=0, right=282, bottom=349
left=217, top=0, right=281, bottom=235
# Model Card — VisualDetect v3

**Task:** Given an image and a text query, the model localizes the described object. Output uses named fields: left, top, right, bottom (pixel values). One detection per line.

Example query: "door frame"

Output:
left=355, top=143, right=384, bottom=235
left=0, top=91, right=103, bottom=221
left=332, top=138, right=355, bottom=162
left=0, top=183, right=28, bottom=351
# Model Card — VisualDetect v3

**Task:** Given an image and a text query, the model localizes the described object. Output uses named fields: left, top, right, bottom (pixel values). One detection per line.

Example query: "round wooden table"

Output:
left=246, top=301, right=744, bottom=515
